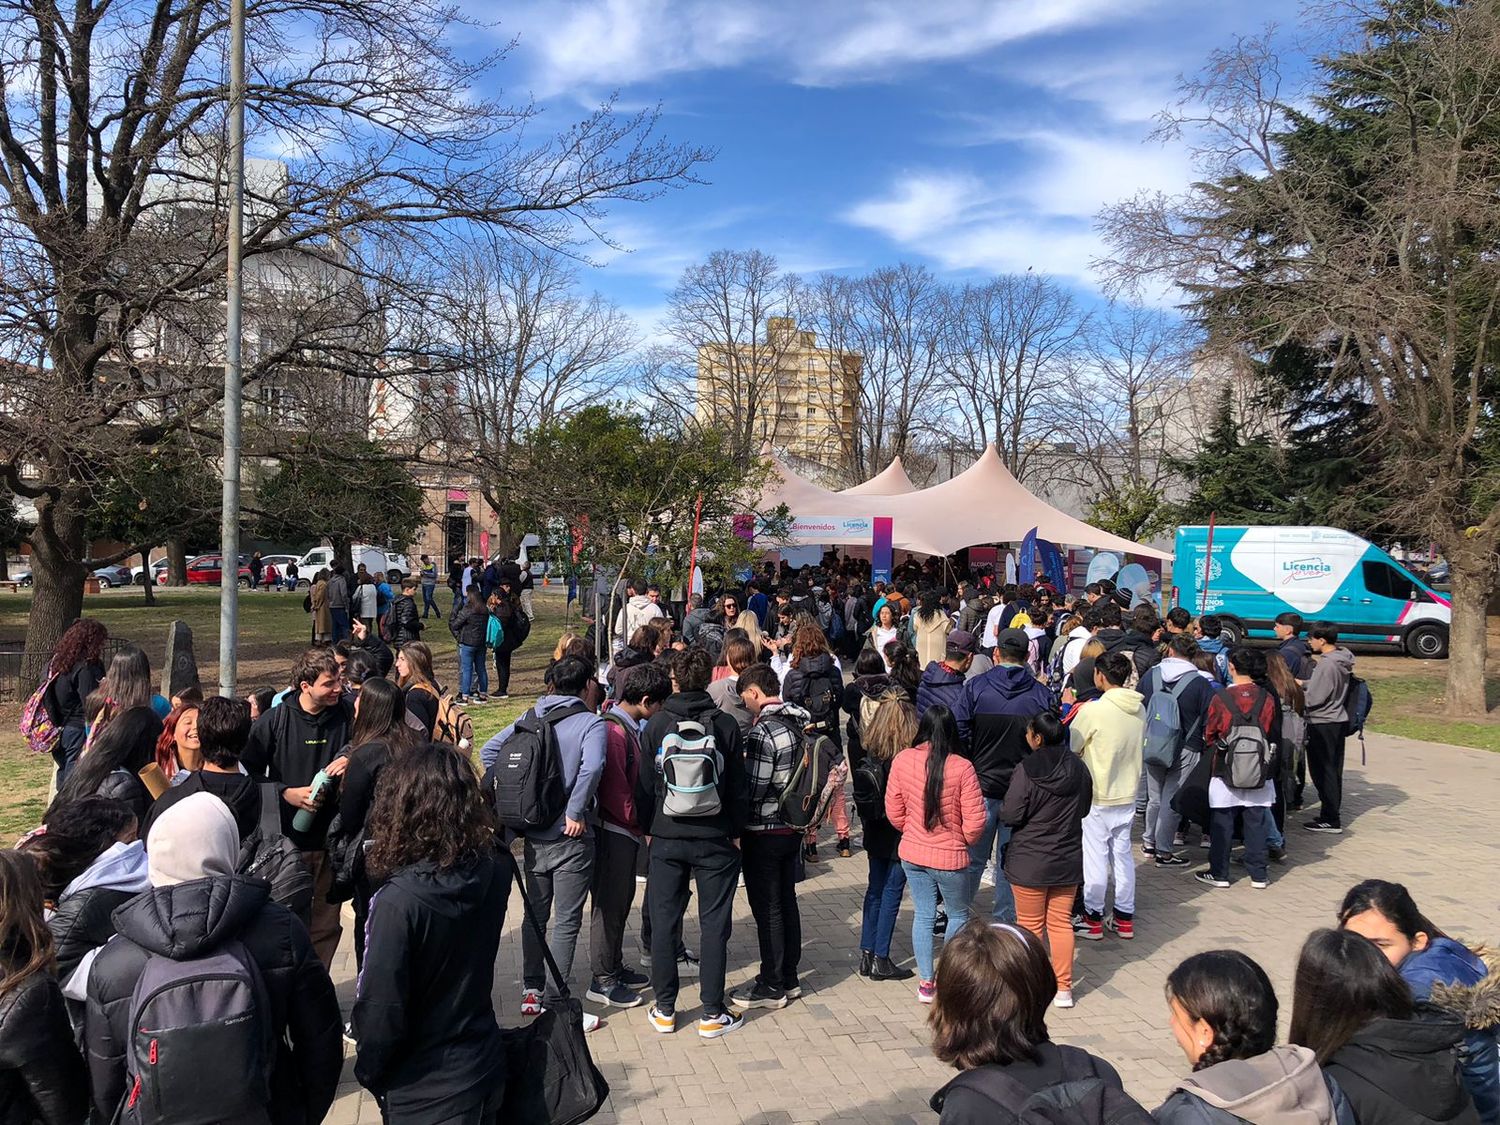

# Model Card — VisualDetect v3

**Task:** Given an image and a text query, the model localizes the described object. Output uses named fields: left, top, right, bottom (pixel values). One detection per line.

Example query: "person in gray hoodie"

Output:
left=480, top=656, right=606, bottom=1029
left=1156, top=949, right=1355, bottom=1125
left=1301, top=622, right=1355, bottom=834
left=1139, top=634, right=1218, bottom=868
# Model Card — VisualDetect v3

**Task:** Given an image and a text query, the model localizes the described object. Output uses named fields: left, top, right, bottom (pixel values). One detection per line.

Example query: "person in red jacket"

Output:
left=587, top=662, right=670, bottom=1010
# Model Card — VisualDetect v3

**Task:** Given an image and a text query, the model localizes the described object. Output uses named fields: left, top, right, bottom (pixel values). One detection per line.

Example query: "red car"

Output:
left=160, top=554, right=254, bottom=587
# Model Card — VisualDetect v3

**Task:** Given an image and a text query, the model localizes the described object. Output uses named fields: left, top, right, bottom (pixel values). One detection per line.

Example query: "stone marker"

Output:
left=162, top=620, right=201, bottom=700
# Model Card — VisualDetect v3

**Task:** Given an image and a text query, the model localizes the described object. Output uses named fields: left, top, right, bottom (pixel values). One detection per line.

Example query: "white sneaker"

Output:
left=1251, top=879, right=1269, bottom=889
left=1053, top=990, right=1075, bottom=1009
left=582, top=1012, right=601, bottom=1033
left=979, top=865, right=997, bottom=888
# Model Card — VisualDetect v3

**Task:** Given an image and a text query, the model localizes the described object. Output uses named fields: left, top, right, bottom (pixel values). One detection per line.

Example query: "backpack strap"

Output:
left=944, top=1064, right=1043, bottom=1114
left=504, top=849, right=573, bottom=997
left=259, top=783, right=283, bottom=841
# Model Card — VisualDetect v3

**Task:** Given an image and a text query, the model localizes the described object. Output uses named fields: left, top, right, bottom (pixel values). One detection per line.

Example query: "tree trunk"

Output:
left=331, top=535, right=354, bottom=577
left=141, top=549, right=156, bottom=606
left=166, top=538, right=188, bottom=586
left=1444, top=543, right=1494, bottom=717
left=22, top=496, right=88, bottom=692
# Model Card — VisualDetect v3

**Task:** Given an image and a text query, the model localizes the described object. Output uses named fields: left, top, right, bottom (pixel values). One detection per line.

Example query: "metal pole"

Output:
left=218, top=0, right=246, bottom=697
left=1198, top=510, right=1217, bottom=616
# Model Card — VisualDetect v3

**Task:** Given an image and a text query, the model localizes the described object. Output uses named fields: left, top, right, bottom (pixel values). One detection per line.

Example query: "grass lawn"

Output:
left=0, top=585, right=585, bottom=840
left=1358, top=671, right=1500, bottom=754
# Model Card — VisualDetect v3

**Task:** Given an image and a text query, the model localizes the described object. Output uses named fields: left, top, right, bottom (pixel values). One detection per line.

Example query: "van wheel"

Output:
left=1219, top=618, right=1245, bottom=646
left=1404, top=623, right=1448, bottom=659
left=297, top=578, right=311, bottom=590
left=237, top=576, right=252, bottom=589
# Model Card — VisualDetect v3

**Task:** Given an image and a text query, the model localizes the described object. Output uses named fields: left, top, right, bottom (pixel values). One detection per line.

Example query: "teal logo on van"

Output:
left=1281, top=557, right=1333, bottom=583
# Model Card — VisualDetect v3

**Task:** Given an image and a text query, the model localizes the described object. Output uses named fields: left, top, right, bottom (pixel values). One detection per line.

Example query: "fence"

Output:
left=0, top=638, right=132, bottom=704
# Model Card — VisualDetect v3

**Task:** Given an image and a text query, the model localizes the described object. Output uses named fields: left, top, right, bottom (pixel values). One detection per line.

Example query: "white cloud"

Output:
left=843, top=172, right=986, bottom=242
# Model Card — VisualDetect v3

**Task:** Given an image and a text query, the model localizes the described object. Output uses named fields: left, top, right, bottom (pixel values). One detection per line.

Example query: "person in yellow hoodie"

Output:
left=1070, top=651, right=1145, bottom=942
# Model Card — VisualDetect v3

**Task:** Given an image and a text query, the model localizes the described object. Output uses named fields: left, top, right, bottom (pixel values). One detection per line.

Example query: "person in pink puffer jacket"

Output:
left=885, top=703, right=986, bottom=1004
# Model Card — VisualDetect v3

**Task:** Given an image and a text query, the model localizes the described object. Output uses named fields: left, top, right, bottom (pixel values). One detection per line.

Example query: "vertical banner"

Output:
left=479, top=531, right=490, bottom=559
left=871, top=517, right=894, bottom=584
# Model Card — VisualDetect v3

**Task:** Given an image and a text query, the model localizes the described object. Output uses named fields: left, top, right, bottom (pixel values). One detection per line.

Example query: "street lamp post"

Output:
left=219, top=0, right=246, bottom=697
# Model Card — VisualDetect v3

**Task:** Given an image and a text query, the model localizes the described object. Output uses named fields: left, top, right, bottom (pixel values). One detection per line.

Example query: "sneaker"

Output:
left=837, top=837, right=852, bottom=858
left=1304, top=820, right=1343, bottom=834
left=617, top=967, right=651, bottom=990
left=648, top=1006, right=675, bottom=1034
left=1198, top=836, right=1211, bottom=848
left=585, top=979, right=644, bottom=1008
left=1071, top=913, right=1093, bottom=936
left=1053, top=990, right=1075, bottom=1009
left=455, top=694, right=471, bottom=705
left=784, top=983, right=803, bottom=1000
left=1155, top=853, right=1191, bottom=868
left=677, top=950, right=701, bottom=979
left=1194, top=872, right=1231, bottom=889
left=342, top=1021, right=357, bottom=1045
left=803, top=842, right=820, bottom=863
left=520, top=989, right=543, bottom=1017
left=698, top=1010, right=743, bottom=1039
left=1105, top=915, right=1134, bottom=940
left=933, top=909, right=948, bottom=938
left=497, top=693, right=510, bottom=700
left=728, top=980, right=788, bottom=1010
left=582, top=1012, right=601, bottom=1033
left=1141, top=841, right=1156, bottom=857
left=1079, top=913, right=1103, bottom=941
left=475, top=693, right=488, bottom=703
left=979, top=866, right=997, bottom=888
left=1172, top=833, right=1186, bottom=848
left=917, top=980, right=937, bottom=1004
left=1251, top=879, right=1269, bottom=889
left=1269, top=845, right=1287, bottom=863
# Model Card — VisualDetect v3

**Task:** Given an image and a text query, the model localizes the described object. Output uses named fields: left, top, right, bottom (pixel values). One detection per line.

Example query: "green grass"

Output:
left=0, top=585, right=584, bottom=840
left=1361, top=673, right=1500, bottom=753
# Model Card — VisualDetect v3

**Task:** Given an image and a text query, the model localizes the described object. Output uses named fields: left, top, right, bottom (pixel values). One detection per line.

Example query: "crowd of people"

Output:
left=1, top=553, right=1492, bottom=1125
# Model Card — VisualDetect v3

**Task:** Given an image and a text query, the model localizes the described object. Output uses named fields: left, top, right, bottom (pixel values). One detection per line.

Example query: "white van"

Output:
left=294, top=545, right=412, bottom=588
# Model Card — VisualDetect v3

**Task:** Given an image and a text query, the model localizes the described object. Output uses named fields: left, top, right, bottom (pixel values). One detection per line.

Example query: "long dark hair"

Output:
left=1165, top=951, right=1278, bottom=1071
left=20, top=796, right=138, bottom=903
left=1263, top=651, right=1305, bottom=715
left=349, top=677, right=419, bottom=753
left=365, top=743, right=496, bottom=877
left=1337, top=879, right=1448, bottom=944
left=885, top=641, right=921, bottom=695
left=48, top=619, right=107, bottom=677
left=0, top=850, right=55, bottom=997
left=917, top=703, right=961, bottom=832
left=100, top=645, right=154, bottom=713
left=917, top=588, right=943, bottom=623
left=49, top=706, right=161, bottom=818
left=1289, top=928, right=1414, bottom=1064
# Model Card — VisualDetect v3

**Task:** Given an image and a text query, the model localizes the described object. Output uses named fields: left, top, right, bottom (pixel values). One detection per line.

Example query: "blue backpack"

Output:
left=1142, top=669, right=1196, bottom=769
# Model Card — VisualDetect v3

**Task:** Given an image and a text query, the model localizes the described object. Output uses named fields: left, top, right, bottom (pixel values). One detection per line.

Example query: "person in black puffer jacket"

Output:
left=387, top=578, right=424, bottom=646
left=850, top=689, right=915, bottom=983
left=40, top=618, right=108, bottom=786
left=45, top=707, right=161, bottom=828
left=84, top=793, right=342, bottom=1125
left=20, top=797, right=149, bottom=1036
left=0, top=850, right=88, bottom=1125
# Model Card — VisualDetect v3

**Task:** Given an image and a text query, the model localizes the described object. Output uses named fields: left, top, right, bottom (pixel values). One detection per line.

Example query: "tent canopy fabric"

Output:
left=839, top=456, right=917, bottom=496
left=758, top=444, right=1169, bottom=561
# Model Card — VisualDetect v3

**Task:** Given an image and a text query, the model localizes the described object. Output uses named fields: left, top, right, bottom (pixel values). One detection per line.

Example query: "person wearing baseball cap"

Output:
left=916, top=630, right=977, bottom=720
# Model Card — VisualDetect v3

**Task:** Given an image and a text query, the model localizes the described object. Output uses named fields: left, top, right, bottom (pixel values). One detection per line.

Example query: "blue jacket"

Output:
left=1198, top=635, right=1231, bottom=686
left=916, top=661, right=965, bottom=720
left=953, top=663, right=1055, bottom=799
left=480, top=694, right=606, bottom=841
left=1403, top=939, right=1500, bottom=1125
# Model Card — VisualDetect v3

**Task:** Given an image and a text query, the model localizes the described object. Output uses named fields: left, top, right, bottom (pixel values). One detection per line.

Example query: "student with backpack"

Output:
left=852, top=691, right=917, bottom=983
left=480, top=657, right=605, bottom=1030
left=586, top=663, right=670, bottom=1011
left=782, top=624, right=850, bottom=858
left=885, top=703, right=986, bottom=1004
left=1197, top=648, right=1281, bottom=890
left=353, top=745, right=511, bottom=1124
left=1302, top=622, right=1355, bottom=834
left=634, top=647, right=749, bottom=1040
left=84, top=792, right=342, bottom=1125
left=0, top=849, right=87, bottom=1125
left=29, top=618, right=109, bottom=786
left=1139, top=634, right=1216, bottom=869
left=928, top=923, right=1151, bottom=1124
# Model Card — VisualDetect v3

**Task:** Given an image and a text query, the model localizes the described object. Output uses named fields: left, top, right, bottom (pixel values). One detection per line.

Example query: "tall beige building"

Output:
left=695, top=316, right=860, bottom=472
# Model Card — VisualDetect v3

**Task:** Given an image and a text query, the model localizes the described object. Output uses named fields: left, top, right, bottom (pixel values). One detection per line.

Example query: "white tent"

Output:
left=839, top=456, right=917, bottom=496
left=758, top=444, right=1169, bottom=560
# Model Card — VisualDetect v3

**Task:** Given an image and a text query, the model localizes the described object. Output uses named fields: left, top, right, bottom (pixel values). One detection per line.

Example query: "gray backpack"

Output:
left=1212, top=688, right=1276, bottom=790
left=124, top=940, right=274, bottom=1125
left=1142, top=671, right=1197, bottom=769
left=658, top=718, right=724, bottom=818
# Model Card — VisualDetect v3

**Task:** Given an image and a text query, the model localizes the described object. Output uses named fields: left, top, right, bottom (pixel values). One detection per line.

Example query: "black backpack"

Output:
left=697, top=621, right=726, bottom=659
left=491, top=703, right=590, bottom=833
left=237, top=784, right=313, bottom=925
left=850, top=752, right=887, bottom=822
left=775, top=727, right=837, bottom=832
left=797, top=664, right=841, bottom=732
left=124, top=940, right=275, bottom=1125
left=935, top=1047, right=1152, bottom=1124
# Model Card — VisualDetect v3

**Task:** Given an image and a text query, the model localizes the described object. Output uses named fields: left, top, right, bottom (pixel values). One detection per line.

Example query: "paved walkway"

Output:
left=326, top=732, right=1500, bottom=1124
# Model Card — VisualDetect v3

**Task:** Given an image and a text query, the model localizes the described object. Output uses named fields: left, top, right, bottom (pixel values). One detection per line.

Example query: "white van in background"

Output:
left=295, top=544, right=412, bottom=587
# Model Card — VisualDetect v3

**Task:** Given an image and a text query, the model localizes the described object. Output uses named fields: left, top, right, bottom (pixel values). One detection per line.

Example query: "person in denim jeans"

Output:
left=480, top=658, right=606, bottom=1031
left=852, top=689, right=917, bottom=982
left=448, top=588, right=489, bottom=703
left=884, top=704, right=986, bottom=1003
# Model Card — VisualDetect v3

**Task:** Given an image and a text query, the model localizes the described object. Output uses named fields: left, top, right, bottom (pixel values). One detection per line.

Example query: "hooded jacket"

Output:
left=999, top=742, right=1092, bottom=888
left=1061, top=626, right=1092, bottom=675
left=242, top=693, right=354, bottom=848
left=480, top=694, right=606, bottom=840
left=1140, top=657, right=1218, bottom=759
left=0, top=971, right=87, bottom=1125
left=1324, top=1015, right=1481, bottom=1125
left=917, top=661, right=967, bottom=721
left=953, top=662, right=1056, bottom=799
left=707, top=677, right=752, bottom=734
left=1106, top=628, right=1163, bottom=679
left=615, top=593, right=664, bottom=644
left=635, top=690, right=749, bottom=841
left=48, top=840, right=151, bottom=1019
left=143, top=768, right=263, bottom=842
left=596, top=707, right=643, bottom=838
left=354, top=853, right=511, bottom=1119
left=1305, top=647, right=1355, bottom=724
left=1069, top=687, right=1146, bottom=807
left=1408, top=941, right=1500, bottom=1125
left=745, top=701, right=811, bottom=833
left=448, top=601, right=488, bottom=648
left=1154, top=1045, right=1354, bottom=1125
left=84, top=875, right=342, bottom=1125
left=782, top=653, right=843, bottom=740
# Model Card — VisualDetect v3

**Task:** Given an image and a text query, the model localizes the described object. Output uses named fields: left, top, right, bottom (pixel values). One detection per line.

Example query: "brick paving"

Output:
left=327, top=731, right=1500, bottom=1124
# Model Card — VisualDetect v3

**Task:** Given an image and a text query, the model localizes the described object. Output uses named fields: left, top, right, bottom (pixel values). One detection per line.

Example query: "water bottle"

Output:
left=292, top=769, right=332, bottom=834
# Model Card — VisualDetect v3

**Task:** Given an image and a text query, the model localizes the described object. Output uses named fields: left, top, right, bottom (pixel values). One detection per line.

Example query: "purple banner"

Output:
left=871, top=516, right=893, bottom=584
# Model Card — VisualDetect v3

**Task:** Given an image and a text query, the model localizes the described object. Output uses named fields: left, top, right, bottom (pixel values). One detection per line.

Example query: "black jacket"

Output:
left=999, top=744, right=1092, bottom=888
left=143, top=770, right=263, bottom=842
left=94, top=769, right=153, bottom=827
left=783, top=653, right=843, bottom=743
left=46, top=659, right=103, bottom=753
left=1324, top=1016, right=1480, bottom=1125
left=0, top=972, right=86, bottom=1125
left=449, top=603, right=487, bottom=648
left=931, top=1043, right=1147, bottom=1125
left=403, top=685, right=439, bottom=739
left=49, top=884, right=138, bottom=1001
left=636, top=691, right=749, bottom=840
left=84, top=876, right=342, bottom=1125
left=353, top=853, right=511, bottom=1118
left=337, top=740, right=396, bottom=838
left=388, top=593, right=423, bottom=646
left=847, top=739, right=899, bottom=859
left=1278, top=636, right=1315, bottom=679
left=242, top=695, right=353, bottom=848
left=1105, top=629, right=1162, bottom=679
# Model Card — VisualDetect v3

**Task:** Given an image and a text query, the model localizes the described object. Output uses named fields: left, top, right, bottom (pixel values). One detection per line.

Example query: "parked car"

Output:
left=89, top=564, right=135, bottom=588
left=161, top=554, right=253, bottom=588
left=133, top=559, right=171, bottom=585
left=13, top=570, right=31, bottom=588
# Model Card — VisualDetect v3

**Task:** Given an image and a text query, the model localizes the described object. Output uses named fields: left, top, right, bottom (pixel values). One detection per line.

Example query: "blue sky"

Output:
left=461, top=0, right=1314, bottom=332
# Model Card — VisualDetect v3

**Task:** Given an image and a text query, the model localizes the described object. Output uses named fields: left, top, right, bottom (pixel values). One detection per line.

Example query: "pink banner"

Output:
left=479, top=531, right=490, bottom=559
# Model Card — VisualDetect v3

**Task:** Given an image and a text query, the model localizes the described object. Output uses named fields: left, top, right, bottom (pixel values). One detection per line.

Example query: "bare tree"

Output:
left=1098, top=4, right=1500, bottom=712
left=0, top=0, right=710, bottom=666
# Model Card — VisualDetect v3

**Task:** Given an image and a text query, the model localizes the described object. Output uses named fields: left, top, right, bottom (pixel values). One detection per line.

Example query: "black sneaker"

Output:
left=617, top=967, right=650, bottom=990
left=1194, top=871, right=1231, bottom=889
left=728, top=980, right=788, bottom=1010
left=585, top=978, right=644, bottom=1008
left=1155, top=853, right=1191, bottom=867
left=1303, top=820, right=1343, bottom=834
left=933, top=909, right=949, bottom=937
left=1269, top=845, right=1287, bottom=863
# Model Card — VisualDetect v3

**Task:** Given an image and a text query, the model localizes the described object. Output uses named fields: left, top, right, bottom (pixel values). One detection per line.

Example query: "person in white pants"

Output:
left=1069, top=652, right=1146, bottom=942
